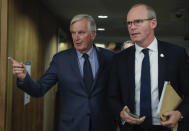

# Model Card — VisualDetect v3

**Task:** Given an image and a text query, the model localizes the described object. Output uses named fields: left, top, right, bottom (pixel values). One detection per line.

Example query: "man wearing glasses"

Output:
left=108, top=3, right=189, bottom=131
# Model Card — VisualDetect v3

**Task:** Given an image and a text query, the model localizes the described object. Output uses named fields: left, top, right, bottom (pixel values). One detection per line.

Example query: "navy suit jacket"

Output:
left=17, top=46, right=116, bottom=131
left=108, top=41, right=189, bottom=131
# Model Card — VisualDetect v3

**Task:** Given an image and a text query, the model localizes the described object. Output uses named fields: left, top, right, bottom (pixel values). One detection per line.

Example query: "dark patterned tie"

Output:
left=140, top=48, right=152, bottom=129
left=83, top=53, right=93, bottom=89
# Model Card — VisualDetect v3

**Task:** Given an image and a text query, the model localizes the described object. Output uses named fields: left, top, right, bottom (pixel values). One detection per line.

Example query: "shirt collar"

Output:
left=76, top=45, right=94, bottom=59
left=135, top=37, right=158, bottom=53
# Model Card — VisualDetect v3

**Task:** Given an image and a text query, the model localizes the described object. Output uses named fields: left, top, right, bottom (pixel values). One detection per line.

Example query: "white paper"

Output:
left=157, top=81, right=168, bottom=115
left=24, top=93, right=30, bottom=105
left=24, top=61, right=31, bottom=105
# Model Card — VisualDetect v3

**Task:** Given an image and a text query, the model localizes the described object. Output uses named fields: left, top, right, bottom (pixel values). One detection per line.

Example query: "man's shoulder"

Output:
left=97, top=47, right=114, bottom=55
left=51, top=48, right=75, bottom=61
left=115, top=45, right=135, bottom=57
left=55, top=48, right=75, bottom=57
left=158, top=40, right=185, bottom=50
left=158, top=40, right=186, bottom=55
left=96, top=47, right=115, bottom=60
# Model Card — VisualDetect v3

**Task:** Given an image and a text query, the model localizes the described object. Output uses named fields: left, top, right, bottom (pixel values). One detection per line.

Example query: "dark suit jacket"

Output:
left=108, top=41, right=189, bottom=131
left=17, top=46, right=116, bottom=131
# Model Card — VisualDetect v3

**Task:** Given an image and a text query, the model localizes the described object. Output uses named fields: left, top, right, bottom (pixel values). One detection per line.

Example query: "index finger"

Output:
left=131, top=116, right=145, bottom=125
left=8, top=57, right=17, bottom=64
left=123, top=105, right=130, bottom=112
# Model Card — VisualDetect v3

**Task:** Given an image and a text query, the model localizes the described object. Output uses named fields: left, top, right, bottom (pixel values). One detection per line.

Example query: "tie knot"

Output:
left=142, top=48, right=149, bottom=55
left=83, top=53, right=89, bottom=60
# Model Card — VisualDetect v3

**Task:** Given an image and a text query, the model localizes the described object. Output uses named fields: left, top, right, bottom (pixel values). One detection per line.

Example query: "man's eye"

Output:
left=127, top=22, right=132, bottom=25
left=135, top=20, right=142, bottom=24
left=79, top=31, right=85, bottom=34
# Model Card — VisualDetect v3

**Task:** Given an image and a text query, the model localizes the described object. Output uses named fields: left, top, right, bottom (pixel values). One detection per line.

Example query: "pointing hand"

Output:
left=8, top=57, right=27, bottom=81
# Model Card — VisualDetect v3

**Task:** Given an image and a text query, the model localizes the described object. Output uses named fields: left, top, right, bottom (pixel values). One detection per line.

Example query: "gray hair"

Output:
left=123, top=40, right=133, bottom=44
left=70, top=14, right=96, bottom=34
left=130, top=3, right=157, bottom=19
left=122, top=40, right=134, bottom=50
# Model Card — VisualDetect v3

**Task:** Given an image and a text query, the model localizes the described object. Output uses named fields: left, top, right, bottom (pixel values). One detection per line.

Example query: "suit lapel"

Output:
left=70, top=47, right=103, bottom=94
left=128, top=42, right=168, bottom=105
left=89, top=46, right=103, bottom=93
left=158, top=41, right=168, bottom=99
left=127, top=47, right=136, bottom=111
left=70, top=49, right=89, bottom=93
left=96, top=47, right=104, bottom=75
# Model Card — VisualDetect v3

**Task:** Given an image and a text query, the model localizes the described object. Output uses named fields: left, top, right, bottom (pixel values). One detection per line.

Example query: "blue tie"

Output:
left=140, top=48, right=152, bottom=129
left=83, top=54, right=93, bottom=90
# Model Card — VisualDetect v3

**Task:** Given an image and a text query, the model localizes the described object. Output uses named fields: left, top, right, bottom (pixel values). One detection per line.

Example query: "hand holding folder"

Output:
left=157, top=82, right=182, bottom=131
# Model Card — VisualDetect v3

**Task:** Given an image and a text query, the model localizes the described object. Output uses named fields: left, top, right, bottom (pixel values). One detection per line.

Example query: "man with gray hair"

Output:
left=8, top=14, right=116, bottom=131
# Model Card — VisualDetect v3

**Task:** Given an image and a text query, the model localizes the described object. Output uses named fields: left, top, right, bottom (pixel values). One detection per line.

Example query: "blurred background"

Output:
left=42, top=0, right=189, bottom=51
left=0, top=0, right=189, bottom=131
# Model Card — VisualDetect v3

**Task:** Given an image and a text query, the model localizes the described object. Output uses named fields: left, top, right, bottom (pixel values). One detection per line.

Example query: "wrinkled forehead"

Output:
left=70, top=18, right=89, bottom=32
left=127, top=5, right=149, bottom=21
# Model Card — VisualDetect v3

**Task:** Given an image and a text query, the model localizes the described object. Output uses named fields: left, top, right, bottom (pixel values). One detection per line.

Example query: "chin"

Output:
left=75, top=45, right=83, bottom=50
left=131, top=38, right=141, bottom=43
left=131, top=35, right=141, bottom=41
left=131, top=37, right=137, bottom=42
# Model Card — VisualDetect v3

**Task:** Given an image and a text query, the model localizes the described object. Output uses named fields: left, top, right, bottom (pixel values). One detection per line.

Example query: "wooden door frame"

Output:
left=0, top=0, right=8, bottom=130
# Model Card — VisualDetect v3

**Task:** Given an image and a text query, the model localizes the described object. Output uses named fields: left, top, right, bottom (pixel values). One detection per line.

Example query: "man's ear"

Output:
left=91, top=31, right=96, bottom=40
left=151, top=19, right=157, bottom=29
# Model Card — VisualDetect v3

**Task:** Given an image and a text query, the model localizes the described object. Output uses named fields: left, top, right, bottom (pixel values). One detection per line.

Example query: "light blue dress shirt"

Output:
left=76, top=45, right=99, bottom=79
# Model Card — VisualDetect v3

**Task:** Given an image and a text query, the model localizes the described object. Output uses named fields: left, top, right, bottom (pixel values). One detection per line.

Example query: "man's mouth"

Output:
left=75, top=42, right=82, bottom=45
left=131, top=32, right=140, bottom=36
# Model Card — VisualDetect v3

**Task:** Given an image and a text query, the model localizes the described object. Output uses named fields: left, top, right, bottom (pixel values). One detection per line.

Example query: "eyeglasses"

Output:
left=127, top=18, right=153, bottom=27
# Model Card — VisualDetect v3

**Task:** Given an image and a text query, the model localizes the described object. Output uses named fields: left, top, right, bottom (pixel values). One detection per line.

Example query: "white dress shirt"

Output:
left=135, top=38, right=160, bottom=125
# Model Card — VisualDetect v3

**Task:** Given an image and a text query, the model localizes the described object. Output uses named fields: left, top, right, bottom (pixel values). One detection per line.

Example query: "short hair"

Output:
left=122, top=40, right=134, bottom=50
left=123, top=40, right=133, bottom=44
left=130, top=3, right=157, bottom=19
left=70, top=14, right=96, bottom=34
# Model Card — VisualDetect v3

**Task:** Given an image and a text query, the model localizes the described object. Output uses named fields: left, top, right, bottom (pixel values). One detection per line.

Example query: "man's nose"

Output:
left=77, top=33, right=81, bottom=39
left=74, top=33, right=79, bottom=40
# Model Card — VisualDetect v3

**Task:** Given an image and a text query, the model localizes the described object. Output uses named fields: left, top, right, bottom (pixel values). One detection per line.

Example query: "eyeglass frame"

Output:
left=127, top=18, right=154, bottom=27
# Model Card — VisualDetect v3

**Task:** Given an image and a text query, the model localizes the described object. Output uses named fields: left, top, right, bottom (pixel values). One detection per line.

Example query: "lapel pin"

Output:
left=160, top=53, right=164, bottom=57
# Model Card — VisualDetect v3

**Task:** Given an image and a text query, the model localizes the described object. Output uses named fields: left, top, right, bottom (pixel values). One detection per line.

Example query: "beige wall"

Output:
left=5, top=0, right=71, bottom=131
left=0, top=0, right=8, bottom=130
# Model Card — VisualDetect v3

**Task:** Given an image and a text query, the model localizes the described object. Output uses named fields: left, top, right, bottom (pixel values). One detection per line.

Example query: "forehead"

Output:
left=127, top=5, right=148, bottom=21
left=71, top=18, right=89, bottom=31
